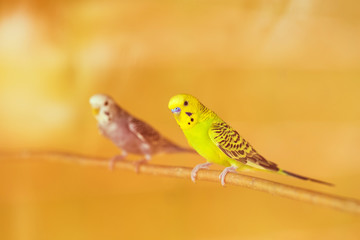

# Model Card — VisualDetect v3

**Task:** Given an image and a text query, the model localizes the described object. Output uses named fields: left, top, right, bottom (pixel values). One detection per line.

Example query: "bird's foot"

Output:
left=133, top=154, right=151, bottom=173
left=109, top=153, right=127, bottom=170
left=219, top=166, right=238, bottom=186
left=133, top=159, right=149, bottom=173
left=191, top=162, right=213, bottom=182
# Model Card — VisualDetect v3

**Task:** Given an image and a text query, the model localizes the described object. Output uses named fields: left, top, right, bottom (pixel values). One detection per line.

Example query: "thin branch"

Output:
left=1, top=151, right=360, bottom=215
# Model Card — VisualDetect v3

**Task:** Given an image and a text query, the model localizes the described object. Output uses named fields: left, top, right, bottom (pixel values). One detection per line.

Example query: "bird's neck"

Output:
left=198, top=103, right=216, bottom=122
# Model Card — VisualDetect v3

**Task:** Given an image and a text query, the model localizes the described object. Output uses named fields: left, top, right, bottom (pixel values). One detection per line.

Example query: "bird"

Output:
left=168, top=94, right=333, bottom=186
left=89, top=94, right=194, bottom=171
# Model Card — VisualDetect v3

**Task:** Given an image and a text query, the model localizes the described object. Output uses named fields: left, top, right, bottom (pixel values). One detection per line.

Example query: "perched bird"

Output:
left=90, top=94, right=194, bottom=170
left=168, top=94, right=332, bottom=186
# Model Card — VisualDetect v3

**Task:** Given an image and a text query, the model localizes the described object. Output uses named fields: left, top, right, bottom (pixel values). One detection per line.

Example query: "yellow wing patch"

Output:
left=208, top=122, right=252, bottom=164
left=209, top=122, right=279, bottom=171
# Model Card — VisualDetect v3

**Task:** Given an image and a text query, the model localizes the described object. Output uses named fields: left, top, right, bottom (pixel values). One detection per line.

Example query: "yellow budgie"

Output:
left=168, top=94, right=332, bottom=186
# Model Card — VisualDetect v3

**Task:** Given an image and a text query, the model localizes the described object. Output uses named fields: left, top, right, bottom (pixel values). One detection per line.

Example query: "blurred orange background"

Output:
left=1, top=1, right=360, bottom=239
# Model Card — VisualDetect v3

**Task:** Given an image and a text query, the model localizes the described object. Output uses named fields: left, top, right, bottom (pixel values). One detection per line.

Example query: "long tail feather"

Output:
left=161, top=139, right=197, bottom=154
left=281, top=169, right=334, bottom=186
left=172, top=146, right=197, bottom=154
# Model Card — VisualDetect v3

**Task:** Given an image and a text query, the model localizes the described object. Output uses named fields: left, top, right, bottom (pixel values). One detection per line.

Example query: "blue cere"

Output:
left=171, top=107, right=181, bottom=113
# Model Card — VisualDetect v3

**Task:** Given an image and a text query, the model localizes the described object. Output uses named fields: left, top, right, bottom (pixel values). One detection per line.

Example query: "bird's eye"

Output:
left=184, top=101, right=188, bottom=106
left=104, top=101, right=108, bottom=106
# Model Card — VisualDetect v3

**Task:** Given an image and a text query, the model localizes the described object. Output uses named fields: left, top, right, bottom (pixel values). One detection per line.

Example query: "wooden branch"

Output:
left=1, top=151, right=360, bottom=215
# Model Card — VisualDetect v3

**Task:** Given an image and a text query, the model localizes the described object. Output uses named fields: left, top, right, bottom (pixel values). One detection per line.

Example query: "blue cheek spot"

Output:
left=171, top=107, right=181, bottom=113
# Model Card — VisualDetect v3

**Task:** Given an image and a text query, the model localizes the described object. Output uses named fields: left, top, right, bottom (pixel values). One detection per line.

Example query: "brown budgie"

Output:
left=89, top=94, right=194, bottom=170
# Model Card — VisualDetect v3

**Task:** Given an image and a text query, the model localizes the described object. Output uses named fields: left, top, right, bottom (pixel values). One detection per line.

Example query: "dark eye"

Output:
left=184, top=101, right=188, bottom=106
left=104, top=101, right=108, bottom=106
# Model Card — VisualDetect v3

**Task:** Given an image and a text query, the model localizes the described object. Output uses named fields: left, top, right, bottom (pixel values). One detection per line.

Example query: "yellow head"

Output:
left=168, top=94, right=203, bottom=130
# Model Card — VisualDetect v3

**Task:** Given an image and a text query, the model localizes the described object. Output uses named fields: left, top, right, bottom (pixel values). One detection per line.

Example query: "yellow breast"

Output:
left=183, top=119, right=231, bottom=167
